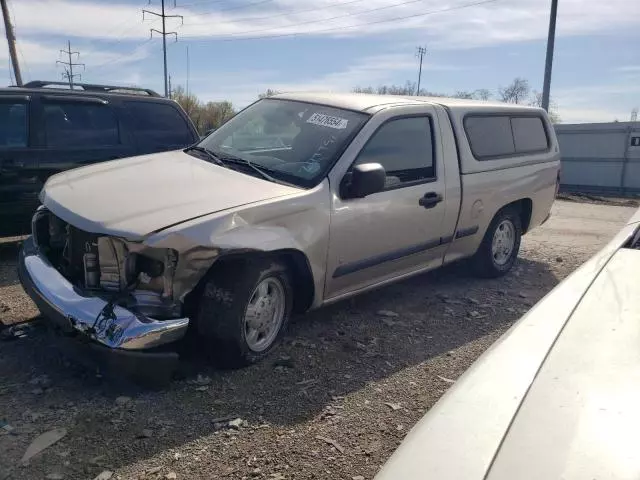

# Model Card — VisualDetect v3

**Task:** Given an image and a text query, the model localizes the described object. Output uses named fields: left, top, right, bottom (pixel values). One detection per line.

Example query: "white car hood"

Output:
left=375, top=212, right=640, bottom=480
left=41, top=150, right=300, bottom=238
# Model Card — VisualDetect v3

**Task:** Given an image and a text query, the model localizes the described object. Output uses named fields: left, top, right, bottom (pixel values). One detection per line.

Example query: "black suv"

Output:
left=0, top=81, right=199, bottom=234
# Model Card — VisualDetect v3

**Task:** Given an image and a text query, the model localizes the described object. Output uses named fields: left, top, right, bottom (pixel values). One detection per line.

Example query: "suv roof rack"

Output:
left=19, top=80, right=162, bottom=97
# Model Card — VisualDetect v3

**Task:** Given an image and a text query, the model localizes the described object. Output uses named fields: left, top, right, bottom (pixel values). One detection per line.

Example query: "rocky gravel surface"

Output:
left=0, top=200, right=636, bottom=480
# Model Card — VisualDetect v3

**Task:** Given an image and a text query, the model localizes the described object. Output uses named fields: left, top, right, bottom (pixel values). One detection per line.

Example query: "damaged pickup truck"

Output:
left=19, top=92, right=560, bottom=368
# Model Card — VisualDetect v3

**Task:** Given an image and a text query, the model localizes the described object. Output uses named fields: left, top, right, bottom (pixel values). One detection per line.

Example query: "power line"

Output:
left=90, top=38, right=153, bottom=72
left=176, top=0, right=230, bottom=9
left=184, top=0, right=274, bottom=17
left=191, top=0, right=503, bottom=43
left=186, top=0, right=427, bottom=31
left=143, top=0, right=184, bottom=97
left=222, top=0, right=438, bottom=38
left=57, top=40, right=85, bottom=89
left=98, top=15, right=145, bottom=42
left=184, top=0, right=367, bottom=24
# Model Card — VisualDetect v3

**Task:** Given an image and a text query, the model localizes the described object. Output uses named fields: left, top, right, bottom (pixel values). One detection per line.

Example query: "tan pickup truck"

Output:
left=19, top=93, right=560, bottom=368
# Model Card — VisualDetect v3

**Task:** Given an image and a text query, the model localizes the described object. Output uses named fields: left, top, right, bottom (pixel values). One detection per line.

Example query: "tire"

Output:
left=195, top=258, right=293, bottom=367
left=471, top=207, right=522, bottom=278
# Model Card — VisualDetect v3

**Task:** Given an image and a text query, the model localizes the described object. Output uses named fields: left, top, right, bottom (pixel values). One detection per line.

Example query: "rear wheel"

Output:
left=195, top=259, right=292, bottom=367
left=471, top=207, right=522, bottom=278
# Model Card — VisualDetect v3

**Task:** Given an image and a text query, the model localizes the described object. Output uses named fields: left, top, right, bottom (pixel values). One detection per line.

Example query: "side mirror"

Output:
left=345, top=163, right=386, bottom=198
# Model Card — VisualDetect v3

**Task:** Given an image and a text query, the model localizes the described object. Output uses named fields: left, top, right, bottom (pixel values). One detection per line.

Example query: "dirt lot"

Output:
left=0, top=200, right=636, bottom=480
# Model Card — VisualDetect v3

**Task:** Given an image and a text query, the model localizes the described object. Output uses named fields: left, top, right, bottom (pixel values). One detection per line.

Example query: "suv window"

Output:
left=125, top=101, right=193, bottom=150
left=354, top=116, right=434, bottom=188
left=43, top=101, right=119, bottom=147
left=465, top=115, right=549, bottom=159
left=0, top=101, right=28, bottom=147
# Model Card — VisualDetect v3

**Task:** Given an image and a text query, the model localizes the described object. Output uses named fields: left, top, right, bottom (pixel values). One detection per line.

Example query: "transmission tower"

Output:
left=143, top=0, right=183, bottom=98
left=415, top=46, right=427, bottom=96
left=57, top=40, right=84, bottom=89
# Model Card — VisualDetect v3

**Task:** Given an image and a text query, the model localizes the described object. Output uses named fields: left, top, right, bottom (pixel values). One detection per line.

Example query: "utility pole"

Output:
left=1, top=0, right=22, bottom=86
left=415, top=46, right=426, bottom=96
left=143, top=0, right=183, bottom=98
left=168, top=74, right=172, bottom=99
left=541, top=0, right=558, bottom=112
left=57, top=40, right=84, bottom=89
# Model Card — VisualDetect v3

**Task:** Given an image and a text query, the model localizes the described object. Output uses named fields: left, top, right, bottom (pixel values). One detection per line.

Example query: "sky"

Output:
left=2, top=0, right=639, bottom=123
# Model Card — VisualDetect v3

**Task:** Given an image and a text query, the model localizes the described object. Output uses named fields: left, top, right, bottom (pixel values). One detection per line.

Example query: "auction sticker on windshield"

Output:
left=306, top=112, right=348, bottom=129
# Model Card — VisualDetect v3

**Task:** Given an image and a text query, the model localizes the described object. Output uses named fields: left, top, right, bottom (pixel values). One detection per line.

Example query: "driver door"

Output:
left=324, top=105, right=448, bottom=300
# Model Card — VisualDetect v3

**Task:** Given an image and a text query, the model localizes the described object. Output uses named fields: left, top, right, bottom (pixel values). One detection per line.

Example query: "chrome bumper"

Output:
left=18, top=236, right=189, bottom=350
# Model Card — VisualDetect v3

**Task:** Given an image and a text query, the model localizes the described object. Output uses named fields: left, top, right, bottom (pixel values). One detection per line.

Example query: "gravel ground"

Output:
left=0, top=200, right=636, bottom=480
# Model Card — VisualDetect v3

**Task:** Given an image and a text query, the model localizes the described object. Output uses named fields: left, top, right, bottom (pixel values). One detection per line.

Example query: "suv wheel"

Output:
left=471, top=207, right=522, bottom=278
left=195, top=259, right=292, bottom=367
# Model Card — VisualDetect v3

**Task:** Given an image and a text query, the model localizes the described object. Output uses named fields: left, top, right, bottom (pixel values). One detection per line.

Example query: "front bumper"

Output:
left=18, top=236, right=190, bottom=350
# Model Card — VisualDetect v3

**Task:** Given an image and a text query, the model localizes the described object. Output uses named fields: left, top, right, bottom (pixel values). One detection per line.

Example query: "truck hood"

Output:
left=40, top=150, right=300, bottom=238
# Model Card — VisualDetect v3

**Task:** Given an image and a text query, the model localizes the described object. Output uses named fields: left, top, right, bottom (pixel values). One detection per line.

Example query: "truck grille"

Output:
left=32, top=208, right=100, bottom=288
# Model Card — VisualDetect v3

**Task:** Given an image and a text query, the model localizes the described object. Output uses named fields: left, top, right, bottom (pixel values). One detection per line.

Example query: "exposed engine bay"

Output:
left=33, top=208, right=182, bottom=319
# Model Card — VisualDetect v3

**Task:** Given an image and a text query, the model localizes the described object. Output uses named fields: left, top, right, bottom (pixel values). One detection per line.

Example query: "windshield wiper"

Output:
left=212, top=151, right=282, bottom=184
left=184, top=146, right=225, bottom=166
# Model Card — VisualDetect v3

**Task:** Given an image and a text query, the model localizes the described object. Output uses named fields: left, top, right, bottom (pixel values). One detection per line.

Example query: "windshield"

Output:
left=198, top=98, right=369, bottom=188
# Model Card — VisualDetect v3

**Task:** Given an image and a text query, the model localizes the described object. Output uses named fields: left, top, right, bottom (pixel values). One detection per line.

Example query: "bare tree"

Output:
left=499, top=78, right=530, bottom=104
left=453, top=90, right=475, bottom=99
left=354, top=84, right=490, bottom=100
left=473, top=89, right=492, bottom=101
left=172, top=85, right=235, bottom=134
left=353, top=86, right=375, bottom=94
left=201, top=101, right=235, bottom=131
left=258, top=89, right=281, bottom=99
left=529, top=90, right=561, bottom=123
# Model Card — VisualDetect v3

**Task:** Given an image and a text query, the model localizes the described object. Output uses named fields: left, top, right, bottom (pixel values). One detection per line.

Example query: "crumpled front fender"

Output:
left=142, top=183, right=332, bottom=307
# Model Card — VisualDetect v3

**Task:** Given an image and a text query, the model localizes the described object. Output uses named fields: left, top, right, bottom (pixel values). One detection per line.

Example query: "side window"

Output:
left=511, top=117, right=549, bottom=153
left=125, top=101, right=193, bottom=151
left=465, top=114, right=550, bottom=159
left=354, top=117, right=434, bottom=188
left=0, top=101, right=28, bottom=147
left=43, top=102, right=119, bottom=147
left=465, top=116, right=515, bottom=158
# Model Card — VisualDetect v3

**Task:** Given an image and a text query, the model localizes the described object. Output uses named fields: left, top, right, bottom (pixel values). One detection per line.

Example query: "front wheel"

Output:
left=471, top=208, right=522, bottom=278
left=195, top=259, right=293, bottom=367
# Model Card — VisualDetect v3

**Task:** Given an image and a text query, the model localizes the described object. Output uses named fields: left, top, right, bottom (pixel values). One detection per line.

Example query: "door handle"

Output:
left=419, top=192, right=443, bottom=209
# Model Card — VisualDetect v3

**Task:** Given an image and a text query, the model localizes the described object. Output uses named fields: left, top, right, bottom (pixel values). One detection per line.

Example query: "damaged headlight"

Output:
left=97, top=237, right=178, bottom=298
left=125, top=253, right=165, bottom=284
